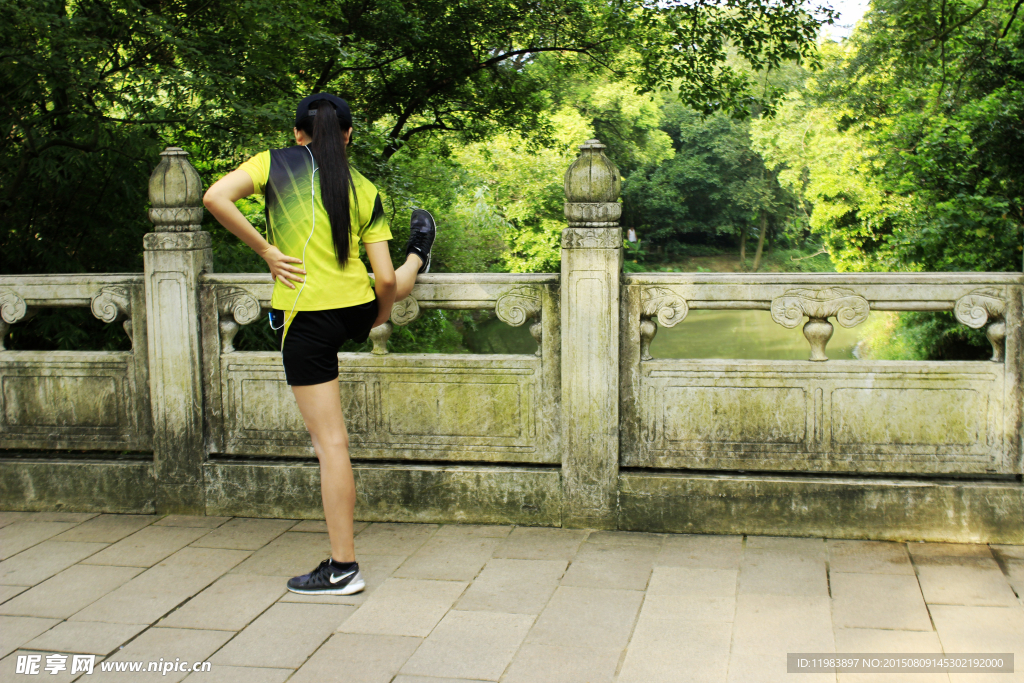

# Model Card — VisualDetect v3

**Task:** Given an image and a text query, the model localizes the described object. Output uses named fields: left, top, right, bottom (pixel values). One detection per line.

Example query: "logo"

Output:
left=330, top=570, right=355, bottom=584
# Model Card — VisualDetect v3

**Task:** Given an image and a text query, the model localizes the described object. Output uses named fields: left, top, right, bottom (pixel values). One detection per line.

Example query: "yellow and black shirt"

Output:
left=239, top=146, right=392, bottom=314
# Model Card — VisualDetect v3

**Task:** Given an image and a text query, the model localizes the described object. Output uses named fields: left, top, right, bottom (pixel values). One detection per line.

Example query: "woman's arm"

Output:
left=364, top=241, right=396, bottom=329
left=203, top=169, right=306, bottom=288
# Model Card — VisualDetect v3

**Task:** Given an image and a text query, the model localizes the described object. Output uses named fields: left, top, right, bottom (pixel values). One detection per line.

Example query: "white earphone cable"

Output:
left=270, top=145, right=318, bottom=331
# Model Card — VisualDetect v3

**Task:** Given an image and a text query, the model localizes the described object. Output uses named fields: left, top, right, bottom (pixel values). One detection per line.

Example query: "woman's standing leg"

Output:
left=291, top=378, right=356, bottom=562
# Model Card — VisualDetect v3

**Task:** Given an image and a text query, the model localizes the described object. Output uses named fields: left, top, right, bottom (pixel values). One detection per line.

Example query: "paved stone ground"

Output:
left=0, top=512, right=1021, bottom=683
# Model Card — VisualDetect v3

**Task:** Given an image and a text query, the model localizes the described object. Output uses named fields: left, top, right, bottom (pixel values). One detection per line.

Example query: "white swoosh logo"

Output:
left=330, top=570, right=355, bottom=584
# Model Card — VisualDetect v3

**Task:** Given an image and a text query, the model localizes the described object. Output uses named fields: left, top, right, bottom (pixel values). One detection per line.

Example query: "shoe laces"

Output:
left=309, top=558, right=333, bottom=581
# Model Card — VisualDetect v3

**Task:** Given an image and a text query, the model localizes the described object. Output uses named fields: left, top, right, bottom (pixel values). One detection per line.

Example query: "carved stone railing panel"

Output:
left=621, top=272, right=1023, bottom=478
left=955, top=287, right=1007, bottom=362
left=0, top=276, right=152, bottom=453
left=215, top=287, right=261, bottom=353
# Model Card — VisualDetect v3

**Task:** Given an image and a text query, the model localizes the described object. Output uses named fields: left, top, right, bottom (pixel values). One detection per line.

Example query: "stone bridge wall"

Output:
left=1, top=143, right=1021, bottom=543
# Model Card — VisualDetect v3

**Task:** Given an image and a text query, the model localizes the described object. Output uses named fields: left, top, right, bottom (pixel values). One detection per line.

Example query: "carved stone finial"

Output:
left=148, top=146, right=204, bottom=232
left=642, top=287, right=688, bottom=328
left=529, top=318, right=543, bottom=357
left=391, top=296, right=420, bottom=326
left=369, top=321, right=392, bottom=355
left=955, top=288, right=1007, bottom=362
left=771, top=288, right=870, bottom=329
left=216, top=287, right=261, bottom=353
left=564, top=139, right=622, bottom=229
left=1, top=289, right=28, bottom=325
left=639, top=287, right=688, bottom=361
left=639, top=318, right=658, bottom=362
left=0, top=288, right=28, bottom=351
left=803, top=318, right=834, bottom=362
left=770, top=287, right=869, bottom=362
left=90, top=286, right=133, bottom=343
left=496, top=286, right=544, bottom=356
left=496, top=286, right=542, bottom=327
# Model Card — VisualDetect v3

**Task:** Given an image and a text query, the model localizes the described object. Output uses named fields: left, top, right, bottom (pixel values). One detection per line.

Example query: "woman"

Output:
left=203, top=92, right=435, bottom=595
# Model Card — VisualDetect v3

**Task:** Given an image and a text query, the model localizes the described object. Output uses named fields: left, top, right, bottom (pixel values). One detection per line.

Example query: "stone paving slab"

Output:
left=0, top=585, right=28, bottom=606
left=210, top=602, right=353, bottom=669
left=181, top=665, right=293, bottom=683
left=393, top=535, right=502, bottom=582
left=0, top=512, right=1020, bottom=682
left=917, top=563, right=1020, bottom=606
left=338, top=578, right=467, bottom=637
left=455, top=559, right=566, bottom=615
left=502, top=642, right=622, bottom=683
left=0, top=564, right=144, bottom=619
left=656, top=534, right=743, bottom=569
left=737, top=547, right=830, bottom=597
left=153, top=515, right=231, bottom=528
left=81, top=526, right=213, bottom=568
left=288, top=633, right=422, bottom=683
left=618, top=616, right=732, bottom=683
left=0, top=541, right=108, bottom=586
left=0, top=615, right=61, bottom=659
left=50, top=514, right=155, bottom=543
left=0, top=522, right=81, bottom=560
left=91, top=627, right=234, bottom=683
left=731, top=594, right=836, bottom=655
left=830, top=572, right=932, bottom=630
left=24, top=620, right=147, bottom=656
left=158, top=573, right=289, bottom=631
left=399, top=609, right=534, bottom=680
left=834, top=628, right=949, bottom=683
left=189, top=518, right=296, bottom=551
left=492, top=527, right=588, bottom=561
left=827, top=540, right=915, bottom=575
left=229, top=532, right=330, bottom=577
left=560, top=542, right=659, bottom=591
left=69, top=548, right=249, bottom=624
left=524, top=585, right=643, bottom=650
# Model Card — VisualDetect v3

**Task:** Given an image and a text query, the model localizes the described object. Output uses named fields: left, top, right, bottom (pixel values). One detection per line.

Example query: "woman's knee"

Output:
left=311, top=430, right=349, bottom=454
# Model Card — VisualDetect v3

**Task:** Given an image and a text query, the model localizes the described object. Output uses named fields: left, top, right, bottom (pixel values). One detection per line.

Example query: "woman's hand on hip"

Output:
left=261, top=245, right=306, bottom=288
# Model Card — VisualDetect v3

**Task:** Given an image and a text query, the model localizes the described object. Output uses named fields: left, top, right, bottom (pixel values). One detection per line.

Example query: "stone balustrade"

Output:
left=1, top=141, right=1021, bottom=543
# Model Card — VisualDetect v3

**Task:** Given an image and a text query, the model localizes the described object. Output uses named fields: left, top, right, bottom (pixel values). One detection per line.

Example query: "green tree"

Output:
left=622, top=104, right=794, bottom=269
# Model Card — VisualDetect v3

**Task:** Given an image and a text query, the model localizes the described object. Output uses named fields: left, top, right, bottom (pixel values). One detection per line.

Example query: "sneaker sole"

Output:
left=286, top=578, right=365, bottom=596
left=411, top=209, right=436, bottom=274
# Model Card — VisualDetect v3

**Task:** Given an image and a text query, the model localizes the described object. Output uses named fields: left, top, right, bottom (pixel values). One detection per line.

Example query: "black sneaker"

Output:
left=286, top=559, right=365, bottom=595
left=405, top=208, right=436, bottom=274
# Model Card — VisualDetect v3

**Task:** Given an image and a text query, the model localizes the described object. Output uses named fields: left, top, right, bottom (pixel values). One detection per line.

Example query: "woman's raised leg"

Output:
left=395, top=253, right=422, bottom=300
left=291, top=378, right=356, bottom=562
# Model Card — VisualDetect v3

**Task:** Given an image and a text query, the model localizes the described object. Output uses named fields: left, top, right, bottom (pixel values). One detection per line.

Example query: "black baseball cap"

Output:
left=295, top=93, right=352, bottom=129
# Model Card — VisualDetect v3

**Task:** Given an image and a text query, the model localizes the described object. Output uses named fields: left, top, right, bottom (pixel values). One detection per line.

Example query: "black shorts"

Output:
left=271, top=298, right=379, bottom=386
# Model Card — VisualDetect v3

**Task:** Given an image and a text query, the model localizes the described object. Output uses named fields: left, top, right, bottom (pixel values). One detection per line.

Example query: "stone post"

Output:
left=560, top=139, right=623, bottom=529
left=144, top=147, right=211, bottom=514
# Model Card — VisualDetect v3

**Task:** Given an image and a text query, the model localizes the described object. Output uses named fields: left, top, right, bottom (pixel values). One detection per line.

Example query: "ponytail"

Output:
left=298, top=100, right=356, bottom=266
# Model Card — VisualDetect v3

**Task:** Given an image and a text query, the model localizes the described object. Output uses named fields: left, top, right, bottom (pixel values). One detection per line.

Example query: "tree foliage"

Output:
left=1, top=0, right=835, bottom=276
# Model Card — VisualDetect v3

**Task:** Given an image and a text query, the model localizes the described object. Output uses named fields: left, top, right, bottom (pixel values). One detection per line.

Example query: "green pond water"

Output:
left=464, top=309, right=878, bottom=359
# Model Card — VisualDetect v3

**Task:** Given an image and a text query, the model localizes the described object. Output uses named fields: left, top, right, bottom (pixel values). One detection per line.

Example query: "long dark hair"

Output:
left=297, top=100, right=356, bottom=265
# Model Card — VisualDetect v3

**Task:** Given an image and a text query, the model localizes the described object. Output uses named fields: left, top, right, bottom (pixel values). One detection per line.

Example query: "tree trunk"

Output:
left=738, top=224, right=748, bottom=271
left=752, top=209, right=768, bottom=272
